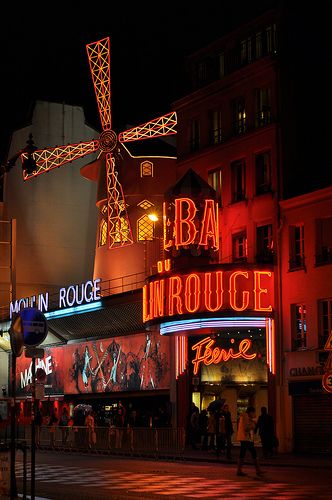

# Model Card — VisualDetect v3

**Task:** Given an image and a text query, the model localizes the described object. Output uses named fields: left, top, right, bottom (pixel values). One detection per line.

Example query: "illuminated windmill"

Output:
left=20, top=37, right=177, bottom=249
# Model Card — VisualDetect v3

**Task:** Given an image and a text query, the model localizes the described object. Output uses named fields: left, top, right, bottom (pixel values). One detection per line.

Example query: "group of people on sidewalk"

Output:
left=188, top=402, right=277, bottom=476
left=34, top=406, right=97, bottom=448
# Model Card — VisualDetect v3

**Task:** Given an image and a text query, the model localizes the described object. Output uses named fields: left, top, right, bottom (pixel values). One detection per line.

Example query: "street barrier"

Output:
left=2, top=425, right=186, bottom=459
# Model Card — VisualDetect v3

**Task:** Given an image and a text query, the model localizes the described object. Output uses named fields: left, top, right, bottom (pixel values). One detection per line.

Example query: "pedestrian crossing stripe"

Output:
left=14, top=463, right=326, bottom=499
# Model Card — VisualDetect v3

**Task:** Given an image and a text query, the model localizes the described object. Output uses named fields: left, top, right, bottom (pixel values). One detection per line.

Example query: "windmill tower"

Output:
left=20, top=37, right=178, bottom=286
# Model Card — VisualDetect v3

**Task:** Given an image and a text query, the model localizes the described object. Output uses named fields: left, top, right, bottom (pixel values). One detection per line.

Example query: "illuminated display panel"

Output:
left=191, top=333, right=268, bottom=383
left=15, top=332, right=170, bottom=396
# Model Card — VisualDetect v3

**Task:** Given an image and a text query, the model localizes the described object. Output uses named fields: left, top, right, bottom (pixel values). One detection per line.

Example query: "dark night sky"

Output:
left=0, top=0, right=278, bottom=161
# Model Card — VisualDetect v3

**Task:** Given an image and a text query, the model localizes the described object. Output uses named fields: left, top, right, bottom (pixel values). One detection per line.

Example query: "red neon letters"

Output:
left=164, top=198, right=219, bottom=251
left=191, top=336, right=257, bottom=375
left=143, top=268, right=273, bottom=322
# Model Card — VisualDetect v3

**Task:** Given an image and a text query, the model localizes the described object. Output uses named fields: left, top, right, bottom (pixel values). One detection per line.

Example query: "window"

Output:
left=255, top=32, right=262, bottom=59
left=208, top=168, right=222, bottom=206
left=231, top=159, right=246, bottom=202
left=255, top=151, right=271, bottom=194
left=240, top=37, right=252, bottom=65
left=137, top=214, right=154, bottom=241
left=218, top=52, right=225, bottom=78
left=255, top=88, right=271, bottom=127
left=319, top=299, right=332, bottom=349
left=137, top=199, right=154, bottom=210
left=232, top=231, right=247, bottom=262
left=140, top=161, right=153, bottom=177
left=315, top=217, right=332, bottom=266
left=210, top=110, right=222, bottom=144
left=196, top=60, right=207, bottom=86
left=256, top=224, right=274, bottom=263
left=232, top=97, right=246, bottom=135
left=189, top=119, right=200, bottom=152
left=98, top=219, right=107, bottom=247
left=289, top=224, right=305, bottom=270
left=291, top=303, right=307, bottom=350
left=266, top=24, right=277, bottom=54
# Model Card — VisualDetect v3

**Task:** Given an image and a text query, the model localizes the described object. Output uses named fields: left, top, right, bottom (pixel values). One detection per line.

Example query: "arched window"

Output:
left=140, top=161, right=153, bottom=177
left=137, top=214, right=154, bottom=241
left=99, top=219, right=107, bottom=246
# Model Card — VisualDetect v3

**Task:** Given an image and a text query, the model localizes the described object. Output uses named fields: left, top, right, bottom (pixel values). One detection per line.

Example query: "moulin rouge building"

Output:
left=3, top=7, right=332, bottom=454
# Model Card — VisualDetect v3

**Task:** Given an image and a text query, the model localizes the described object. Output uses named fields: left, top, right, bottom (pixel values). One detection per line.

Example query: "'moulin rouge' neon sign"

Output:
left=143, top=267, right=273, bottom=323
left=191, top=336, right=257, bottom=375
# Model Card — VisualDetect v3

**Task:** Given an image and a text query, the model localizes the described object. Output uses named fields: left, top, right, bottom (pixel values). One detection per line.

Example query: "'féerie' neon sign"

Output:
left=191, top=336, right=257, bottom=375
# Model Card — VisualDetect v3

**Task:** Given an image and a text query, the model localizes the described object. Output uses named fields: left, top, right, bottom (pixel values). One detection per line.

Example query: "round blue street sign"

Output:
left=19, top=308, right=48, bottom=347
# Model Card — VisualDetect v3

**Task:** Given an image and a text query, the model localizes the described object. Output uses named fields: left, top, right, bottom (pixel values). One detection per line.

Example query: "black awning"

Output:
left=47, top=290, right=145, bottom=343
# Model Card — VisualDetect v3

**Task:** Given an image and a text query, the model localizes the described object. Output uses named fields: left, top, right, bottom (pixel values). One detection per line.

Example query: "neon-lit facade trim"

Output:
left=86, top=37, right=111, bottom=131
left=119, top=112, right=177, bottom=142
left=22, top=140, right=99, bottom=179
left=45, top=300, right=103, bottom=319
left=160, top=316, right=267, bottom=335
left=175, top=335, right=187, bottom=379
left=266, top=317, right=276, bottom=374
left=106, top=153, right=133, bottom=248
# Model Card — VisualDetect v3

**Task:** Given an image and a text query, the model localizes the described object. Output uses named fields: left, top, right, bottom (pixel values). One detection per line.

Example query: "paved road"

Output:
left=15, top=451, right=331, bottom=499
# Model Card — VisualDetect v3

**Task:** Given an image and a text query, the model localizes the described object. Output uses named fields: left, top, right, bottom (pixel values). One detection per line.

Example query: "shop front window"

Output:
left=319, top=298, right=332, bottom=349
left=292, top=303, right=307, bottom=350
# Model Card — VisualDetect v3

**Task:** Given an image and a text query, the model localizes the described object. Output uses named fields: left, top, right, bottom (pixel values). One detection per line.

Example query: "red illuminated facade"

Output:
left=2, top=7, right=332, bottom=455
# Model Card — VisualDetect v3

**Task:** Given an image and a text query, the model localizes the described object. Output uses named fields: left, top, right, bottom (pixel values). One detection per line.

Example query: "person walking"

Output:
left=236, top=406, right=264, bottom=477
left=85, top=410, right=95, bottom=449
left=207, top=410, right=216, bottom=451
left=222, top=404, right=234, bottom=460
left=48, top=408, right=58, bottom=448
left=59, top=407, right=70, bottom=445
left=255, top=406, right=275, bottom=458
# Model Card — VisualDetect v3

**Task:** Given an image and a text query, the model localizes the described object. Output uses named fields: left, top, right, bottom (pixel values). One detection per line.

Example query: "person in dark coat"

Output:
left=255, top=406, right=275, bottom=458
left=222, top=404, right=234, bottom=460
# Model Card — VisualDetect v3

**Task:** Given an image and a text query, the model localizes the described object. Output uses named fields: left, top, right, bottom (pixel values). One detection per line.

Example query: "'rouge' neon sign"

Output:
left=192, top=336, right=257, bottom=375
left=143, top=267, right=273, bottom=323
left=163, top=198, right=219, bottom=251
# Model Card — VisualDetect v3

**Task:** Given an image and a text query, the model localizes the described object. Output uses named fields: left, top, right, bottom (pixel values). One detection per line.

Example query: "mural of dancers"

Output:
left=65, top=332, right=170, bottom=394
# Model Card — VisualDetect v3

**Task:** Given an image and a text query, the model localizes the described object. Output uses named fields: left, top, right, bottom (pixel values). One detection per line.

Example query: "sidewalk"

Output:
left=181, top=445, right=332, bottom=469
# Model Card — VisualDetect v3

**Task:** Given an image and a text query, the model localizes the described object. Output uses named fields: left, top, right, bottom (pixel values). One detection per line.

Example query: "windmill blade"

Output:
left=118, top=111, right=177, bottom=143
left=86, top=37, right=111, bottom=131
left=105, top=153, right=133, bottom=248
left=21, top=140, right=99, bottom=180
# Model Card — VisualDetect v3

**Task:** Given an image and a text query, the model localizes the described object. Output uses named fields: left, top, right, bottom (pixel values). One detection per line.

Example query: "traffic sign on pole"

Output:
left=18, top=308, right=48, bottom=347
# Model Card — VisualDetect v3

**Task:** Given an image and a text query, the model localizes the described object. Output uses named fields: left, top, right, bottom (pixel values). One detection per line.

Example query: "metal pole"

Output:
left=10, top=354, right=17, bottom=499
left=10, top=218, right=17, bottom=499
left=31, top=357, right=36, bottom=500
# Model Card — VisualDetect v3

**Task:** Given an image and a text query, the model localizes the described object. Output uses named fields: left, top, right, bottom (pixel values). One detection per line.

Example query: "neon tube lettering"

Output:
left=199, top=199, right=219, bottom=250
left=174, top=198, right=197, bottom=248
left=168, top=276, right=183, bottom=316
left=184, top=274, right=201, bottom=313
left=204, top=271, right=223, bottom=312
left=153, top=280, right=165, bottom=318
left=254, top=271, right=272, bottom=311
left=229, top=271, right=249, bottom=311
left=192, top=336, right=257, bottom=375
